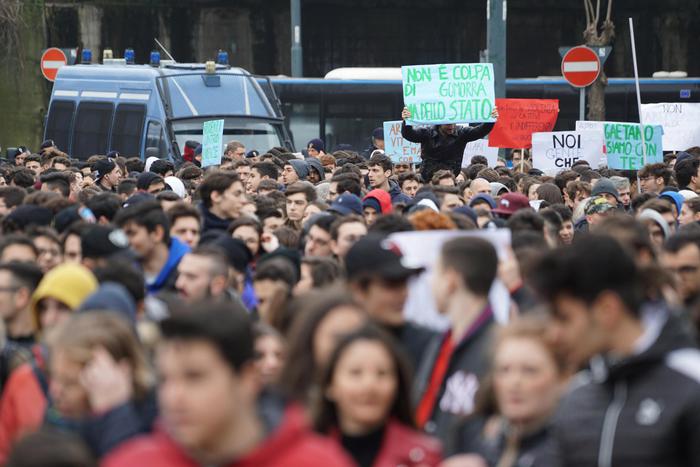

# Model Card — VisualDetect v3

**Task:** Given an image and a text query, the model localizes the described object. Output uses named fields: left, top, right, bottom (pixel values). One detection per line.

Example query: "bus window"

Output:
left=146, top=121, right=168, bottom=159
left=72, top=102, right=114, bottom=159
left=111, top=104, right=146, bottom=157
left=281, top=102, right=320, bottom=151
left=45, top=100, right=75, bottom=155
left=324, top=100, right=394, bottom=152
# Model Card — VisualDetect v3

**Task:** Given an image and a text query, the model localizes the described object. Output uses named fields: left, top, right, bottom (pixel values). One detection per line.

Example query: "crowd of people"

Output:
left=0, top=106, right=698, bottom=467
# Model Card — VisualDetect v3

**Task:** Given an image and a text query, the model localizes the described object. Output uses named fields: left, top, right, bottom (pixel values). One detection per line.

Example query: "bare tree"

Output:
left=583, top=0, right=614, bottom=121
left=0, top=0, right=24, bottom=72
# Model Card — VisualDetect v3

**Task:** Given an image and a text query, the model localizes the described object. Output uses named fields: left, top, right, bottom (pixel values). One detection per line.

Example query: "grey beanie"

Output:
left=288, top=159, right=309, bottom=180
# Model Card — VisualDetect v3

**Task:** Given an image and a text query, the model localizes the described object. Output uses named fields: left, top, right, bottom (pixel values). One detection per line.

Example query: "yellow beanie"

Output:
left=31, top=263, right=98, bottom=330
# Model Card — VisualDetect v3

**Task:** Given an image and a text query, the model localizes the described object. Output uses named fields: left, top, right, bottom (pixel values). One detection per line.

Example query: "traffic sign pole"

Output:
left=580, top=87, right=586, bottom=121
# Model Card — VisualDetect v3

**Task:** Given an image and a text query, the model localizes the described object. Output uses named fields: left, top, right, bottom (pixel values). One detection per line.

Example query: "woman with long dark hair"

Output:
left=314, top=325, right=442, bottom=467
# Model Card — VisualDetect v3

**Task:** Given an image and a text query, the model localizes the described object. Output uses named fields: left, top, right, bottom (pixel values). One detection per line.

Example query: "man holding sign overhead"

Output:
left=400, top=63, right=499, bottom=183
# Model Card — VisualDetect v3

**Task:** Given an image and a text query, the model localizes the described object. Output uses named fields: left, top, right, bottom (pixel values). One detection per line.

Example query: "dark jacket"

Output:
left=46, top=391, right=158, bottom=458
left=146, top=237, right=190, bottom=295
left=200, top=203, right=232, bottom=234
left=388, top=180, right=412, bottom=205
left=456, top=417, right=556, bottom=467
left=544, top=311, right=700, bottom=467
left=401, top=121, right=494, bottom=183
left=388, top=321, right=439, bottom=374
left=413, top=306, right=494, bottom=443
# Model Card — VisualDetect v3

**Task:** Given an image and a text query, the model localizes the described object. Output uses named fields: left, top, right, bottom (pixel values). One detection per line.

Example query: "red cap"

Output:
left=492, top=193, right=530, bottom=217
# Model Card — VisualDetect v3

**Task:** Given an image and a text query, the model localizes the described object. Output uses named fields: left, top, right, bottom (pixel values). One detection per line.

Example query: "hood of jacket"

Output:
left=388, top=179, right=412, bottom=204
left=146, top=237, right=191, bottom=294
left=595, top=307, right=696, bottom=383
left=363, top=189, right=393, bottom=214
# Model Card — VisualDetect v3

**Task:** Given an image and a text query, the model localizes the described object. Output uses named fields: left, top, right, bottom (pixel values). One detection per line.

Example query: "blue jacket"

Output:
left=146, top=237, right=190, bottom=295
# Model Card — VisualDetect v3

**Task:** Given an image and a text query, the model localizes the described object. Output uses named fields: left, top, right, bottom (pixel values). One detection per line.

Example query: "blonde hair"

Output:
left=49, top=312, right=154, bottom=401
left=491, top=315, right=566, bottom=374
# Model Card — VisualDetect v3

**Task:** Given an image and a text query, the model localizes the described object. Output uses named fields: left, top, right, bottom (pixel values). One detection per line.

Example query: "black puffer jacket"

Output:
left=401, top=121, right=494, bottom=182
left=545, top=311, right=700, bottom=467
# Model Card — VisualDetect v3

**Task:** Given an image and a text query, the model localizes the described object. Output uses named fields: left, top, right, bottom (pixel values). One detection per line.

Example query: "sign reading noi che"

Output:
left=532, top=130, right=604, bottom=174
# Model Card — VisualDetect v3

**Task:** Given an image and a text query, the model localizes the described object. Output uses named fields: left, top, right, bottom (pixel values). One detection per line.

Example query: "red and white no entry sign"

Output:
left=41, top=48, right=68, bottom=82
left=561, top=46, right=601, bottom=88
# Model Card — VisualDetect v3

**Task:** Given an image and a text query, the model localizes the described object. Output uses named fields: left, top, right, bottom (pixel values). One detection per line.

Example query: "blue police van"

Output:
left=44, top=57, right=293, bottom=162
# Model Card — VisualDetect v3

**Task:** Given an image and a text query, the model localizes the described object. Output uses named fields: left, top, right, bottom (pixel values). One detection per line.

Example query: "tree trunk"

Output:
left=0, top=1, right=47, bottom=150
left=582, top=0, right=614, bottom=121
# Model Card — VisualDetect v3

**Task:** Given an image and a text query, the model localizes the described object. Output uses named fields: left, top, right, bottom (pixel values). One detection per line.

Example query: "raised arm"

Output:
left=401, top=107, right=431, bottom=143
left=457, top=106, right=499, bottom=142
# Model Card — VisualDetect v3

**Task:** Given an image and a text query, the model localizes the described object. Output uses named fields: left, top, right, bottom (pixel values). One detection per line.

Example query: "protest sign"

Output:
left=402, top=63, right=495, bottom=125
left=462, top=138, right=499, bottom=167
left=201, top=119, right=224, bottom=168
left=383, top=120, right=421, bottom=164
left=389, top=229, right=512, bottom=330
left=576, top=120, right=664, bottom=169
left=604, top=123, right=664, bottom=170
left=488, top=98, right=559, bottom=149
left=532, top=131, right=603, bottom=174
left=640, top=103, right=700, bottom=151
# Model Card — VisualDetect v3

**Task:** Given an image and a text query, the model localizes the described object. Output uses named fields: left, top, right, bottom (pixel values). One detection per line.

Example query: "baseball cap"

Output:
left=92, top=158, right=117, bottom=181
left=81, top=224, right=130, bottom=260
left=345, top=234, right=424, bottom=281
left=584, top=195, right=616, bottom=216
left=328, top=193, right=363, bottom=216
left=492, top=193, right=530, bottom=217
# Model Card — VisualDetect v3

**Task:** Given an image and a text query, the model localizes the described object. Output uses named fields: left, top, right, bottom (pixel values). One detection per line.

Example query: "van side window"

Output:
left=72, top=102, right=114, bottom=159
left=111, top=104, right=146, bottom=157
left=45, top=100, right=75, bottom=155
left=146, top=121, right=168, bottom=159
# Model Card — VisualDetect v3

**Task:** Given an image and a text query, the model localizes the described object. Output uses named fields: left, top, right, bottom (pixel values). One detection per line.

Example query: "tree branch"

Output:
left=606, top=0, right=613, bottom=22
left=584, top=0, right=591, bottom=26
left=595, top=0, right=601, bottom=26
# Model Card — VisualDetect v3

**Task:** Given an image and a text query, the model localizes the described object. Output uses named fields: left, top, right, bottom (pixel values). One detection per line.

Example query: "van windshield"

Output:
left=172, top=117, right=285, bottom=155
left=162, top=74, right=274, bottom=119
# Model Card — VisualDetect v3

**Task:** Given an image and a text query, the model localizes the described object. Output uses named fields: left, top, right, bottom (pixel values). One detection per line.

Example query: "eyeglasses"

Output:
left=0, top=287, right=19, bottom=293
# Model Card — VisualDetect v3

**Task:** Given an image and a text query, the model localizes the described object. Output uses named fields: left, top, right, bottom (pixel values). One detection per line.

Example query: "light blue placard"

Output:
left=201, top=119, right=224, bottom=168
left=603, top=123, right=664, bottom=170
left=402, top=63, right=496, bottom=125
left=383, top=121, right=421, bottom=164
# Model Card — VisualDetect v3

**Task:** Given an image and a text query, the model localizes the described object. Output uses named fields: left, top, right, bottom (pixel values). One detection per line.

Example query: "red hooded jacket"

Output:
left=330, top=419, right=442, bottom=467
left=102, top=405, right=354, bottom=467
left=363, top=189, right=393, bottom=214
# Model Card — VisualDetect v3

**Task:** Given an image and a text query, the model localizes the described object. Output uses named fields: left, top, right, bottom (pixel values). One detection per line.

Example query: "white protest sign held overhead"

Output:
left=640, top=103, right=700, bottom=151
left=532, top=131, right=604, bottom=174
left=462, top=138, right=499, bottom=167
